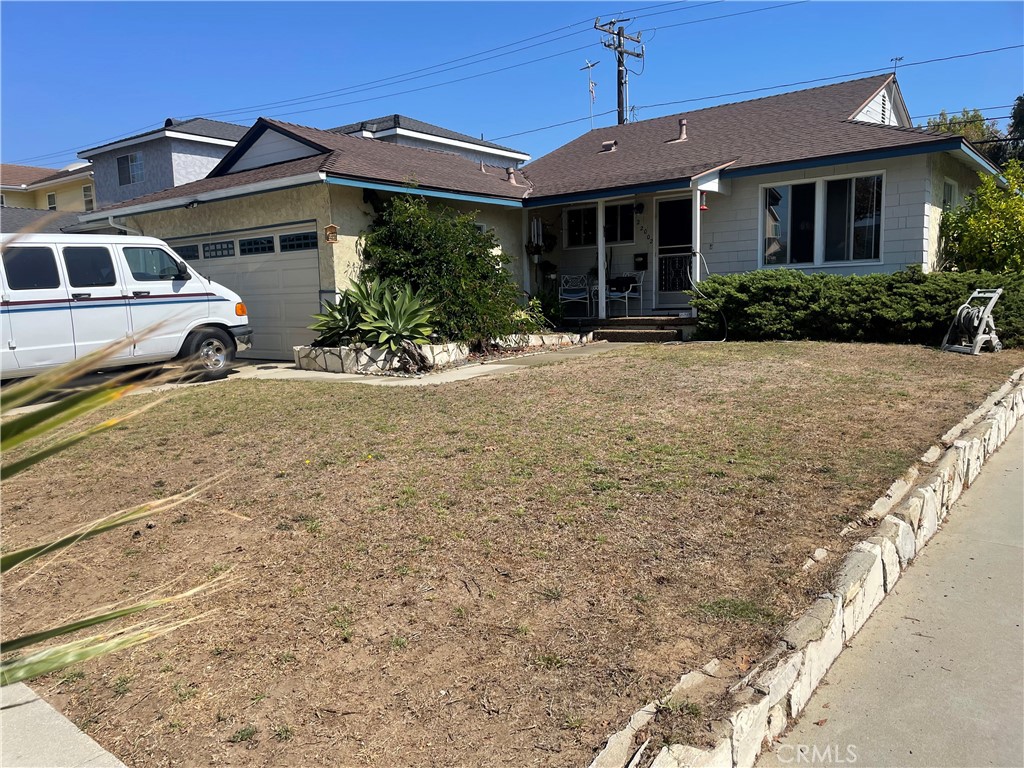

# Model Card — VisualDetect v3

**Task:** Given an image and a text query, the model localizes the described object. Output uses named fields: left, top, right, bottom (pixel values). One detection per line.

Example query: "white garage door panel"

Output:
left=195, top=241, right=319, bottom=360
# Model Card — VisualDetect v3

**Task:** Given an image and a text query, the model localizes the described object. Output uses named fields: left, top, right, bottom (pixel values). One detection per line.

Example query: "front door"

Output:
left=117, top=244, right=208, bottom=360
left=655, top=197, right=693, bottom=308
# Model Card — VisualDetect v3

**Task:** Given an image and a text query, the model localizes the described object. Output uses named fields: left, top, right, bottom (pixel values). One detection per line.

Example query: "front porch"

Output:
left=559, top=314, right=698, bottom=342
left=521, top=166, right=730, bottom=321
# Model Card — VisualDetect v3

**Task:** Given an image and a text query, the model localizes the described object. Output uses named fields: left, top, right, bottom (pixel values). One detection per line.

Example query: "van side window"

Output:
left=123, top=247, right=185, bottom=281
left=63, top=247, right=117, bottom=287
left=3, top=247, right=61, bottom=290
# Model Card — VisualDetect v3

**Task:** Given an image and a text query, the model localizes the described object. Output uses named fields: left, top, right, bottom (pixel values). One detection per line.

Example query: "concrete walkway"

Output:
left=0, top=683, right=126, bottom=767
left=759, top=425, right=1024, bottom=768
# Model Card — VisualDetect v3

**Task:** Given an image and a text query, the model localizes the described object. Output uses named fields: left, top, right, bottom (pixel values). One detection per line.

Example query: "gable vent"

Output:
left=880, top=92, right=889, bottom=124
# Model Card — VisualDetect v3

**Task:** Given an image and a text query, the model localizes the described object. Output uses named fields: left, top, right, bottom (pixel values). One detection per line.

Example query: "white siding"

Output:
left=230, top=131, right=319, bottom=172
left=852, top=83, right=910, bottom=127
left=926, top=151, right=983, bottom=271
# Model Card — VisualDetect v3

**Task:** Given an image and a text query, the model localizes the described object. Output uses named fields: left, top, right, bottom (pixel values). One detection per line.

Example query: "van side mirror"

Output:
left=174, top=262, right=191, bottom=281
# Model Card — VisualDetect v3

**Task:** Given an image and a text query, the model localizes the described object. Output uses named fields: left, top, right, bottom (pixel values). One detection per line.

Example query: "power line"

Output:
left=494, top=110, right=619, bottom=141
left=491, top=45, right=1023, bottom=142
left=911, top=105, right=1013, bottom=119
left=190, top=2, right=717, bottom=120
left=634, top=44, right=1023, bottom=112
left=6, top=0, right=697, bottom=165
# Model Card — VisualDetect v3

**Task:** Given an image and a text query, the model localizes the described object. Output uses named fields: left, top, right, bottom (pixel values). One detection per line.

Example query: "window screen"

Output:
left=63, top=246, right=117, bottom=287
left=3, top=247, right=61, bottom=290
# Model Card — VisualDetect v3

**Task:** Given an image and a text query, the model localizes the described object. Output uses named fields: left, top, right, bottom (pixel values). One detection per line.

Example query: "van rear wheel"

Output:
left=183, top=328, right=235, bottom=378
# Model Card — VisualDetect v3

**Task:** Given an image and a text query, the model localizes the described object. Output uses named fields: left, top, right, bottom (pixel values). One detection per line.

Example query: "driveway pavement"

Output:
left=758, top=425, right=1024, bottom=768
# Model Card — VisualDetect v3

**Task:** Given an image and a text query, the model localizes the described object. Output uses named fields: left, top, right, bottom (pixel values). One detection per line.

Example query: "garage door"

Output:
left=171, top=225, right=321, bottom=360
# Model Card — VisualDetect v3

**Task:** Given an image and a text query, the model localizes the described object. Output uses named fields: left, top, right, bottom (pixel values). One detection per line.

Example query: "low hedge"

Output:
left=690, top=268, right=1024, bottom=348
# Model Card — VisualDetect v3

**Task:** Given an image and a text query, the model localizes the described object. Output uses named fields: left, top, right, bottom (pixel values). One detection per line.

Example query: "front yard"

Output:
left=3, top=342, right=1022, bottom=767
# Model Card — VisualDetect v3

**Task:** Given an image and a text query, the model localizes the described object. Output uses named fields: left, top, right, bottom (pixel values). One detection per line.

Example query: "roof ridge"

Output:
left=606, top=73, right=895, bottom=131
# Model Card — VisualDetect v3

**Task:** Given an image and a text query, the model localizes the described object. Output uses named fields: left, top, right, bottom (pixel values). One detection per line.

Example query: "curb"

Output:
left=590, top=366, right=1024, bottom=768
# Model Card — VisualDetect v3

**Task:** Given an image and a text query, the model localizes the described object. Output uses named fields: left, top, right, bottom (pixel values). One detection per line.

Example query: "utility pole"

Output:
left=594, top=17, right=644, bottom=125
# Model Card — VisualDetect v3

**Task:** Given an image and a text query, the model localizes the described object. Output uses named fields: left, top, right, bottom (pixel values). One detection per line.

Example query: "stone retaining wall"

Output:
left=591, top=368, right=1024, bottom=768
left=293, top=343, right=469, bottom=374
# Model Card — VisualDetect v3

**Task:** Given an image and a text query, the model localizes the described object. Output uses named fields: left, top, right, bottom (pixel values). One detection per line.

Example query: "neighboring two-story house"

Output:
left=77, top=118, right=248, bottom=207
left=1, top=162, right=94, bottom=212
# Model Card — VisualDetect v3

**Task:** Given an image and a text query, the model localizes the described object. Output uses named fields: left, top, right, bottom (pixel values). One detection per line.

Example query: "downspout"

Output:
left=108, top=215, right=141, bottom=235
left=691, top=192, right=702, bottom=286
left=597, top=200, right=607, bottom=320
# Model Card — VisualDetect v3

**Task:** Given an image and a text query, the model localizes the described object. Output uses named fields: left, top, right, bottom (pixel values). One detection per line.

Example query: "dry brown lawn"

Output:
left=3, top=342, right=1022, bottom=768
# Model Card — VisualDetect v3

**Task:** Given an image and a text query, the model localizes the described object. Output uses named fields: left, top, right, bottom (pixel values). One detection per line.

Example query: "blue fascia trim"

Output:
left=326, top=176, right=523, bottom=208
left=721, top=140, right=963, bottom=180
left=958, top=142, right=1005, bottom=182
left=523, top=178, right=693, bottom=208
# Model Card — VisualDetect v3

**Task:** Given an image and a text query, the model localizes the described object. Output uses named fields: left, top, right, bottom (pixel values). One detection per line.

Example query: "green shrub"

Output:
left=691, top=268, right=1024, bottom=348
left=359, top=195, right=525, bottom=345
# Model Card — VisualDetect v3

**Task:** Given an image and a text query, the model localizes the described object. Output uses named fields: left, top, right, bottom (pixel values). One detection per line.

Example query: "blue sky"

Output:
left=2, top=1, right=1021, bottom=168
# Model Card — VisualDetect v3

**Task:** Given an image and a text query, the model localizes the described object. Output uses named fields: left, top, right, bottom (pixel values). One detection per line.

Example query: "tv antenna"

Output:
left=891, top=56, right=904, bottom=74
left=581, top=59, right=600, bottom=130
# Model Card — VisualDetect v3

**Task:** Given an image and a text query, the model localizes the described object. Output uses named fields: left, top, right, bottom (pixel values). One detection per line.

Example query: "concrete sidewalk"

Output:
left=0, top=683, right=126, bottom=768
left=759, top=425, right=1024, bottom=768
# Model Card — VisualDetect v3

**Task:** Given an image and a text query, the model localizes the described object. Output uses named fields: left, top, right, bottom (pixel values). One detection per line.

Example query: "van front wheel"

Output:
left=184, top=328, right=235, bottom=377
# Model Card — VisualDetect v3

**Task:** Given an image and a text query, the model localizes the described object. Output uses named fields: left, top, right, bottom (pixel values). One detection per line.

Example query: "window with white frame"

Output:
left=565, top=202, right=634, bottom=248
left=942, top=179, right=958, bottom=211
left=762, top=173, right=883, bottom=266
left=117, top=153, right=144, bottom=186
left=46, top=192, right=57, bottom=211
left=82, top=184, right=94, bottom=212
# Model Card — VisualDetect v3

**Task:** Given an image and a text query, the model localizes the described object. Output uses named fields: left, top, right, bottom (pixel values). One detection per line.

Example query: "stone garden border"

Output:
left=293, top=333, right=592, bottom=375
left=590, top=366, right=1024, bottom=768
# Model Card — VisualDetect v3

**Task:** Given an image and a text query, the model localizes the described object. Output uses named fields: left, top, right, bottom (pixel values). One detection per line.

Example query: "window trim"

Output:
left=757, top=169, right=886, bottom=269
left=942, top=177, right=959, bottom=211
left=117, top=152, right=144, bottom=186
left=562, top=201, right=636, bottom=250
left=82, top=184, right=94, bottom=212
left=46, top=192, right=57, bottom=211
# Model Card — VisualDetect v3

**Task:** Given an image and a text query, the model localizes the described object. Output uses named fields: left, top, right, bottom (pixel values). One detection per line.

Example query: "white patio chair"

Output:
left=606, top=271, right=645, bottom=317
left=558, top=274, right=591, bottom=316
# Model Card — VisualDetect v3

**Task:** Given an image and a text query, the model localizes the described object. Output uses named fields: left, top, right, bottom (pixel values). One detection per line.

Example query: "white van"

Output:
left=0, top=233, right=252, bottom=380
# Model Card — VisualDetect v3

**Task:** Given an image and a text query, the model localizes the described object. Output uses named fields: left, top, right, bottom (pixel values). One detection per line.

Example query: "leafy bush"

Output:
left=941, top=160, right=1024, bottom=273
left=359, top=195, right=525, bottom=344
left=691, top=268, right=1024, bottom=348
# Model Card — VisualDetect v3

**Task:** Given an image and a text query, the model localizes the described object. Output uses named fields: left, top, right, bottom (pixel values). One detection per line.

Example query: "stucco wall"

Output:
left=384, top=134, right=525, bottom=168
left=2, top=190, right=37, bottom=209
left=92, top=141, right=175, bottom=206
left=33, top=179, right=91, bottom=211
left=927, top=152, right=983, bottom=271
left=169, top=139, right=233, bottom=186
left=123, top=182, right=336, bottom=286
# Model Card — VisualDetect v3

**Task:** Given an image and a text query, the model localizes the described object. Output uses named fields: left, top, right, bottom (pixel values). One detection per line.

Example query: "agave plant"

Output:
left=1, top=344, right=224, bottom=686
left=309, top=290, right=363, bottom=347
left=357, top=282, right=434, bottom=353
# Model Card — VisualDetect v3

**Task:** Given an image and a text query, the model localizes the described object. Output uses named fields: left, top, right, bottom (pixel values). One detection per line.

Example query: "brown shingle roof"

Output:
left=522, top=75, right=955, bottom=200
left=260, top=118, right=529, bottom=199
left=1, top=163, right=60, bottom=187
left=90, top=118, right=530, bottom=214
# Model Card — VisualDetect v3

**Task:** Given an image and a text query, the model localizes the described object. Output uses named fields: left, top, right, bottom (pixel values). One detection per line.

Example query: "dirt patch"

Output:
left=3, top=342, right=1021, bottom=767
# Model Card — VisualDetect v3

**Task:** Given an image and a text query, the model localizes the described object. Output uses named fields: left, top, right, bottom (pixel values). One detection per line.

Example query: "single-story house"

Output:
left=518, top=73, right=1001, bottom=316
left=76, top=74, right=1001, bottom=358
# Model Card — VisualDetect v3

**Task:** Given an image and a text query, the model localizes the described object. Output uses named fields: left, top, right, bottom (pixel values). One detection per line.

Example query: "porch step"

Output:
left=592, top=328, right=684, bottom=343
left=585, top=315, right=696, bottom=329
